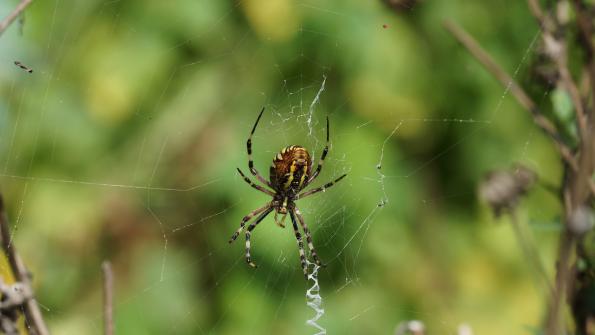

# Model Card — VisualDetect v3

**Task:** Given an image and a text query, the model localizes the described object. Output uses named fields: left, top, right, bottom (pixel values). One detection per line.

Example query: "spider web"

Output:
left=0, top=0, right=559, bottom=334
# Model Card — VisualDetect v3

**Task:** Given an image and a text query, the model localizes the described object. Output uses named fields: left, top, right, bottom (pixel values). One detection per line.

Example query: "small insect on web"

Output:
left=14, top=61, right=32, bottom=73
left=228, top=107, right=347, bottom=279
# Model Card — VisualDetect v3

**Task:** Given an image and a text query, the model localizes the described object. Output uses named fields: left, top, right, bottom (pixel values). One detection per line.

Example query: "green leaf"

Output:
left=551, top=88, right=577, bottom=140
left=551, top=88, right=573, bottom=121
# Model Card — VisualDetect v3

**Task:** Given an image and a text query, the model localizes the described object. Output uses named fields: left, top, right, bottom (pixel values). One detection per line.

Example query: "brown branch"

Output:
left=527, top=0, right=589, bottom=138
left=102, top=261, right=114, bottom=335
left=0, top=0, right=33, bottom=37
left=534, top=3, right=595, bottom=332
left=524, top=4, right=595, bottom=334
left=442, top=4, right=595, bottom=335
left=546, top=227, right=576, bottom=335
left=558, top=56, right=589, bottom=138
left=0, top=194, right=49, bottom=335
left=443, top=20, right=578, bottom=171
left=572, top=0, right=595, bottom=110
left=527, top=0, right=547, bottom=25
left=444, top=18, right=595, bottom=335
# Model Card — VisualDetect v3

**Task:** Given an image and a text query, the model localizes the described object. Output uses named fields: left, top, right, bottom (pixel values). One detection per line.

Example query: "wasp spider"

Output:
left=229, top=108, right=347, bottom=278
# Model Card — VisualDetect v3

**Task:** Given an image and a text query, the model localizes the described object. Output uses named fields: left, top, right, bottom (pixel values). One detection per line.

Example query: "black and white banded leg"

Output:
left=298, top=173, right=347, bottom=200
left=236, top=168, right=275, bottom=196
left=244, top=207, right=274, bottom=268
left=247, top=107, right=274, bottom=188
left=228, top=203, right=272, bottom=243
left=307, top=116, right=330, bottom=185
left=293, top=206, right=324, bottom=266
left=289, top=209, right=308, bottom=279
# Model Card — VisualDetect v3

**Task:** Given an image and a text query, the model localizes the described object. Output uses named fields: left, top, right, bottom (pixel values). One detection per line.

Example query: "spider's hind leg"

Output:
left=293, top=207, right=325, bottom=267
left=289, top=208, right=310, bottom=279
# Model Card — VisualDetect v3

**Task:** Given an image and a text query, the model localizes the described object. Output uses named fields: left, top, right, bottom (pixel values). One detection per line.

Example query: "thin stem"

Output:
left=0, top=194, right=49, bottom=335
left=573, top=0, right=595, bottom=106
left=102, top=261, right=114, bottom=335
left=0, top=0, right=33, bottom=37
left=545, top=229, right=575, bottom=335
left=509, top=210, right=553, bottom=297
left=527, top=0, right=546, bottom=24
left=558, top=58, right=589, bottom=138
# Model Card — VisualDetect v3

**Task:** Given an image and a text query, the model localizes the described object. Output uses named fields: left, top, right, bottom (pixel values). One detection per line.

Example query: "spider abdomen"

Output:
left=270, top=145, right=312, bottom=194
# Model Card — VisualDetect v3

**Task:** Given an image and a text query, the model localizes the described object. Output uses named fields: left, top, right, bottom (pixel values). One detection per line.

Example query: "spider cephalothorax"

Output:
left=229, top=107, right=347, bottom=279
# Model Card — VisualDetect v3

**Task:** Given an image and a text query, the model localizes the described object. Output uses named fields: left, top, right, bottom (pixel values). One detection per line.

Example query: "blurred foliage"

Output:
left=0, top=0, right=578, bottom=334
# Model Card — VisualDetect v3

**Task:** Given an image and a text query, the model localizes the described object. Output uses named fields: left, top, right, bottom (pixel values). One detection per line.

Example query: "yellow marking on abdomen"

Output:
left=298, top=165, right=308, bottom=189
left=283, top=161, right=297, bottom=189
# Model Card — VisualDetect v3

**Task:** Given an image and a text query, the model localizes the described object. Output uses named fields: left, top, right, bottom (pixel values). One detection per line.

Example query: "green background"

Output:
left=0, top=0, right=564, bottom=334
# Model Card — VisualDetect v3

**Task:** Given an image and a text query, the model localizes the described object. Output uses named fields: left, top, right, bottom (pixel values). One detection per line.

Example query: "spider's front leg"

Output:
left=236, top=168, right=275, bottom=196
left=298, top=173, right=347, bottom=200
left=247, top=107, right=274, bottom=188
left=307, top=116, right=330, bottom=185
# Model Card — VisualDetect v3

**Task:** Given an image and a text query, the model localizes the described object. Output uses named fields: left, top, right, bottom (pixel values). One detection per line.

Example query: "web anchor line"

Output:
left=305, top=260, right=326, bottom=335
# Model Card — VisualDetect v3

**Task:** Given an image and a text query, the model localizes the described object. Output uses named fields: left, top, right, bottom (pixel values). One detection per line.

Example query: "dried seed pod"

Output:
left=395, top=320, right=425, bottom=335
left=479, top=165, right=537, bottom=217
left=568, top=206, right=594, bottom=236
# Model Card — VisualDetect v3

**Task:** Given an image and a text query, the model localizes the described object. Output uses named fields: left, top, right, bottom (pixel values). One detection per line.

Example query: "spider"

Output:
left=229, top=107, right=347, bottom=279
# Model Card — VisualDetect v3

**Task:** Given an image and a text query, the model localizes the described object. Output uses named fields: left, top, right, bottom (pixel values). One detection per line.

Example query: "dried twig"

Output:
left=0, top=194, right=49, bottom=335
left=443, top=20, right=578, bottom=170
left=527, top=0, right=589, bottom=137
left=525, top=2, right=595, bottom=335
left=102, top=261, right=114, bottom=335
left=0, top=0, right=33, bottom=37
left=444, top=9, right=595, bottom=335
left=572, top=0, right=595, bottom=105
left=548, top=230, right=576, bottom=335
left=526, top=0, right=547, bottom=24
left=444, top=19, right=595, bottom=198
